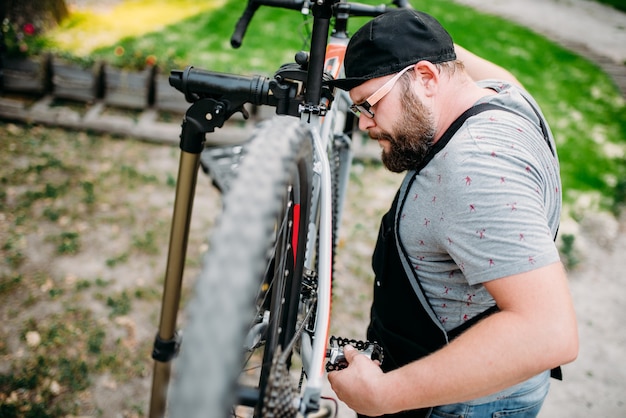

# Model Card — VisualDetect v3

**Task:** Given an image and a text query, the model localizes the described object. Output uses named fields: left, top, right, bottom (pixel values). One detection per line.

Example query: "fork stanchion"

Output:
left=149, top=359, right=172, bottom=418
left=149, top=149, right=201, bottom=418
left=149, top=98, right=221, bottom=417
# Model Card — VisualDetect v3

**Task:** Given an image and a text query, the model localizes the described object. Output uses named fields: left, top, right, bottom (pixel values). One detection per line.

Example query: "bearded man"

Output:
left=327, top=9, right=578, bottom=418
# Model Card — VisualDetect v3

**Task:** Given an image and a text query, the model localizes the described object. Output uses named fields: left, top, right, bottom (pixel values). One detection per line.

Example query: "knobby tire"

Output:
left=170, top=116, right=315, bottom=417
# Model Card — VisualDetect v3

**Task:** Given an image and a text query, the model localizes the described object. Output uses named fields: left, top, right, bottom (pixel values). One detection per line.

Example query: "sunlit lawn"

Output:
left=1, top=1, right=624, bottom=415
left=43, top=0, right=626, bottom=214
left=48, top=0, right=224, bottom=56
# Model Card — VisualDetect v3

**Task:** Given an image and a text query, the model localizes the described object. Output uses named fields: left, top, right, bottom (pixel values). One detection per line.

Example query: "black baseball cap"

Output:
left=330, top=9, right=456, bottom=91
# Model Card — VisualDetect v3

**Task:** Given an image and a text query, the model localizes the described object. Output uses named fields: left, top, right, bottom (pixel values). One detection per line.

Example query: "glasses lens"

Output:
left=351, top=65, right=414, bottom=119
left=350, top=103, right=374, bottom=118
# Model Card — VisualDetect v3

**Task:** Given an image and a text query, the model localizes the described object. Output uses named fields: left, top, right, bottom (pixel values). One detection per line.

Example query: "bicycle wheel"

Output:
left=170, top=116, right=315, bottom=418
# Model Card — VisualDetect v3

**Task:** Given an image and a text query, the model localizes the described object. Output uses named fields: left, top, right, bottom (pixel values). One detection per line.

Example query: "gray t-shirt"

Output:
left=398, top=81, right=562, bottom=332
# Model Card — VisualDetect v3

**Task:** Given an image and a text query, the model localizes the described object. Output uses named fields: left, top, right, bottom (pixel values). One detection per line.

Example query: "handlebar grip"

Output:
left=392, top=0, right=413, bottom=8
left=231, top=1, right=260, bottom=49
left=341, top=2, right=388, bottom=17
left=257, top=0, right=306, bottom=10
left=231, top=0, right=305, bottom=48
left=340, top=0, right=412, bottom=17
left=169, top=67, right=274, bottom=107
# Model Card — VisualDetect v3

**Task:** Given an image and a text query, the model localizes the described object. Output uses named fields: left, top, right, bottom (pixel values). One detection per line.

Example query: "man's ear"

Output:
left=413, top=60, right=439, bottom=97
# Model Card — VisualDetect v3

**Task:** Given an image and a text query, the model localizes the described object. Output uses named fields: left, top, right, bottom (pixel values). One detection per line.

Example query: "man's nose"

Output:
left=358, top=114, right=375, bottom=132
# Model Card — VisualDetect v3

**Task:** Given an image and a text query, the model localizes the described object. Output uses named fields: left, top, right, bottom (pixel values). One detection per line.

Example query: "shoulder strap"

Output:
left=413, top=103, right=507, bottom=174
left=394, top=103, right=511, bottom=341
left=396, top=102, right=563, bottom=379
left=395, top=102, right=556, bottom=326
left=421, top=99, right=554, bottom=172
left=517, top=94, right=555, bottom=156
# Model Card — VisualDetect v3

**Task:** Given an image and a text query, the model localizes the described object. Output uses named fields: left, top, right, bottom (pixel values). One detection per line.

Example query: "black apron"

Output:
left=361, top=102, right=559, bottom=418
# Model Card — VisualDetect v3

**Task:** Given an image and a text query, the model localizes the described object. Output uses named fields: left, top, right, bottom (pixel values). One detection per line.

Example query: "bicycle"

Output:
left=148, top=1, right=409, bottom=417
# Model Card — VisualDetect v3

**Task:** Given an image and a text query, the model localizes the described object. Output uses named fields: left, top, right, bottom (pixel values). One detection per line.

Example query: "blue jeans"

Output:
left=428, top=371, right=550, bottom=418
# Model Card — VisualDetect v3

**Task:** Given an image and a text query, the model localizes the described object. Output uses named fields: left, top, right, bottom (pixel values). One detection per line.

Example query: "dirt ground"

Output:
left=0, top=124, right=223, bottom=416
left=2, top=0, right=625, bottom=417
left=1, top=120, right=625, bottom=417
left=0, top=119, right=626, bottom=418
left=330, top=157, right=626, bottom=418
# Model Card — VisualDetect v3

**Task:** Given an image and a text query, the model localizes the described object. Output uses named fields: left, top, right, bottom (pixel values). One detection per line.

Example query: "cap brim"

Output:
left=325, top=76, right=369, bottom=91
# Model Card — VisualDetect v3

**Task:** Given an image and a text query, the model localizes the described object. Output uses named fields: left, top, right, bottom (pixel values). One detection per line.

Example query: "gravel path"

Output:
left=453, top=0, right=626, bottom=96
left=3, top=1, right=624, bottom=417
left=329, top=2, right=626, bottom=417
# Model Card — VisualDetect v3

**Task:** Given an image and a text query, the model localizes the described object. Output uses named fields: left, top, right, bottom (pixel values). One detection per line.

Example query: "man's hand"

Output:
left=327, top=345, right=387, bottom=416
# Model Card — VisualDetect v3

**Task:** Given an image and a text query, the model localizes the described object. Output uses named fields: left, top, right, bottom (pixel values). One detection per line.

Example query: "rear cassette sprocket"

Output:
left=261, top=347, right=299, bottom=418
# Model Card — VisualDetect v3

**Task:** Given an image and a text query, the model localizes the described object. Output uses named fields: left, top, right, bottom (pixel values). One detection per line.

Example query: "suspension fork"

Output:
left=148, top=98, right=227, bottom=418
left=149, top=151, right=199, bottom=418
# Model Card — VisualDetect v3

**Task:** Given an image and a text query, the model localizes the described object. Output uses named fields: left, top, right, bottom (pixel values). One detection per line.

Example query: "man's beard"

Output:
left=378, top=89, right=436, bottom=173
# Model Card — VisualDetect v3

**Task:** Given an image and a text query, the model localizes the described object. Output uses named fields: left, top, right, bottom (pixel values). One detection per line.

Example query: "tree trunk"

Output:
left=1, top=0, right=69, bottom=30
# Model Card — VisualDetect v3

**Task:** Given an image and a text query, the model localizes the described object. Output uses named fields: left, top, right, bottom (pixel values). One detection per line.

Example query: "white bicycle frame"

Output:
left=297, top=34, right=352, bottom=413
left=148, top=2, right=376, bottom=415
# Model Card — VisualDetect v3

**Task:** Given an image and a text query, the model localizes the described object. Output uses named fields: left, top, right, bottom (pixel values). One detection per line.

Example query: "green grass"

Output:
left=89, top=1, right=314, bottom=74
left=0, top=308, right=135, bottom=417
left=1, top=3, right=623, bottom=413
left=47, top=0, right=222, bottom=56
left=42, top=0, right=626, bottom=214
left=595, top=0, right=626, bottom=13
left=411, top=0, right=626, bottom=214
left=0, top=124, right=197, bottom=416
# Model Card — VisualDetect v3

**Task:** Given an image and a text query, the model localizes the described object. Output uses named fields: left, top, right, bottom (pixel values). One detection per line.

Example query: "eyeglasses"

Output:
left=349, top=64, right=414, bottom=118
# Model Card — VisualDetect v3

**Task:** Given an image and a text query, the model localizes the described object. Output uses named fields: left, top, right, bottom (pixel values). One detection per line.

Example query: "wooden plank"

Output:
left=153, top=74, right=189, bottom=114
left=51, top=59, right=102, bottom=103
left=1, top=56, right=50, bottom=95
left=103, top=65, right=154, bottom=109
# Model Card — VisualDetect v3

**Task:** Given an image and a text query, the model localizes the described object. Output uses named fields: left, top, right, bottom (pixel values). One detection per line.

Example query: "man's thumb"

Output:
left=343, top=345, right=358, bottom=363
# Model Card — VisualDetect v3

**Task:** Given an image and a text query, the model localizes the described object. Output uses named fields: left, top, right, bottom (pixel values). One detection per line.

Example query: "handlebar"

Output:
left=169, top=66, right=275, bottom=106
left=337, top=0, right=412, bottom=17
left=393, top=0, right=411, bottom=8
left=171, top=0, right=414, bottom=117
left=230, top=0, right=411, bottom=48
left=231, top=0, right=308, bottom=48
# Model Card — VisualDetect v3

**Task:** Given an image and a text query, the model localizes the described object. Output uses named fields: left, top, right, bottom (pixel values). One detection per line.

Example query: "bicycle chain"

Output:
left=260, top=337, right=384, bottom=416
left=261, top=347, right=299, bottom=418
left=325, top=336, right=384, bottom=372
